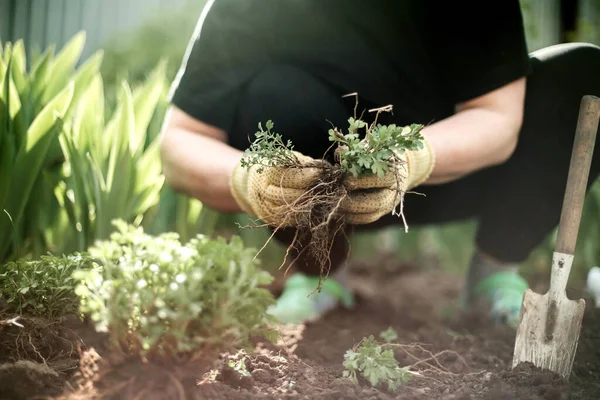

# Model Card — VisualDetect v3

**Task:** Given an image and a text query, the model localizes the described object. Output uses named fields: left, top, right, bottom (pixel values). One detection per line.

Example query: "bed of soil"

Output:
left=1, top=255, right=598, bottom=400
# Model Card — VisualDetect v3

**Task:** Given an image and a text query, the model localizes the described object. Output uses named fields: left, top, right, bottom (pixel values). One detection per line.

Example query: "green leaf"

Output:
left=131, top=60, right=167, bottom=153
left=380, top=327, right=399, bottom=343
left=8, top=40, right=27, bottom=93
left=68, top=51, right=104, bottom=114
left=22, top=81, right=73, bottom=154
left=44, top=31, right=86, bottom=102
left=0, top=58, right=22, bottom=121
left=0, top=83, right=74, bottom=256
left=371, top=160, right=388, bottom=179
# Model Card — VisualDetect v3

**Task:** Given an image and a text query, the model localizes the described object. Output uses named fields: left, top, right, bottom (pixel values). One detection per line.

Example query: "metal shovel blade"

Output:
left=512, top=252, right=585, bottom=378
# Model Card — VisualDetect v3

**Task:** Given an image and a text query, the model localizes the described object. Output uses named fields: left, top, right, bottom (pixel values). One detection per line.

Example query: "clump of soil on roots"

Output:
left=0, top=312, right=107, bottom=400
left=59, top=349, right=215, bottom=400
left=2, top=259, right=599, bottom=399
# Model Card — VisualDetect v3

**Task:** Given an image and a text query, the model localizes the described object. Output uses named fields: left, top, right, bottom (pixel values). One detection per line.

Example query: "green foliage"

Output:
left=380, top=327, right=399, bottom=343
left=241, top=113, right=424, bottom=181
left=0, top=32, right=100, bottom=263
left=0, top=253, right=97, bottom=318
left=98, top=5, right=216, bottom=242
left=74, top=220, right=278, bottom=361
left=54, top=61, right=168, bottom=252
left=329, top=118, right=424, bottom=179
left=239, top=120, right=298, bottom=173
left=343, top=334, right=412, bottom=393
left=0, top=32, right=170, bottom=261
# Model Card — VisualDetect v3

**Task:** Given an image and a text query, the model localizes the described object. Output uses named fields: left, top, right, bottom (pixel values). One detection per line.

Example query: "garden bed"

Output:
left=1, top=257, right=598, bottom=400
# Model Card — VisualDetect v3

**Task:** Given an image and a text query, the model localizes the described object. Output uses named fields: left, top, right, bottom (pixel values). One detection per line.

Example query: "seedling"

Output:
left=380, top=327, right=399, bottom=343
left=343, top=334, right=412, bottom=393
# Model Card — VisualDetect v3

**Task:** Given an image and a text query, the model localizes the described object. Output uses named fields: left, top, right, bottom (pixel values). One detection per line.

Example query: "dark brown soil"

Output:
left=1, top=258, right=599, bottom=400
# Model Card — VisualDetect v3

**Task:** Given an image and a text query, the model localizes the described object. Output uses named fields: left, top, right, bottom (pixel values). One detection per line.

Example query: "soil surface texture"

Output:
left=1, top=257, right=598, bottom=400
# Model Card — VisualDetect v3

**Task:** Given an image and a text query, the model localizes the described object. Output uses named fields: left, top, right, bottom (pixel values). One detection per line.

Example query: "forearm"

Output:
left=159, top=127, right=244, bottom=213
left=422, top=107, right=520, bottom=184
left=421, top=78, right=525, bottom=185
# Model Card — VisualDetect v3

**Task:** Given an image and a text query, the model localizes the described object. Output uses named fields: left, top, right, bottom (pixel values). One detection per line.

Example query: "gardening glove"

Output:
left=229, top=151, right=330, bottom=227
left=340, top=137, right=436, bottom=225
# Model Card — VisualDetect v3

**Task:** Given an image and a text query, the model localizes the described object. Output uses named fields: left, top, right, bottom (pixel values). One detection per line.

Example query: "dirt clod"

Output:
left=0, top=360, right=62, bottom=400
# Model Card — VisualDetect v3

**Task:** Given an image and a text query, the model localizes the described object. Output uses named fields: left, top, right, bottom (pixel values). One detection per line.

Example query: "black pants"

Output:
left=228, top=43, right=600, bottom=274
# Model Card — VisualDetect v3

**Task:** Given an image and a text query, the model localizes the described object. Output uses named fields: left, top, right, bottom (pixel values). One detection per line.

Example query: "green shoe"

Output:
left=473, top=271, right=529, bottom=328
left=267, top=273, right=355, bottom=324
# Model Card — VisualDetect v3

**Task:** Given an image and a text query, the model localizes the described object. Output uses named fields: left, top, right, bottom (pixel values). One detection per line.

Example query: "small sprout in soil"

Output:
left=0, top=253, right=97, bottom=318
left=380, top=327, right=399, bottom=343
left=343, top=335, right=412, bottom=393
left=227, top=358, right=251, bottom=377
left=73, top=220, right=279, bottom=362
left=239, top=97, right=425, bottom=292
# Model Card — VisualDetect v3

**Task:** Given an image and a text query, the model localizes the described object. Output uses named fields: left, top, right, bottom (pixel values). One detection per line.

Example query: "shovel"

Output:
left=512, top=94, right=600, bottom=379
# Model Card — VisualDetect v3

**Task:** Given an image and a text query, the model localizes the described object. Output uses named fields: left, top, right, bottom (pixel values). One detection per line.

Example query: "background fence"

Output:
left=0, top=0, right=204, bottom=61
left=2, top=0, right=600, bottom=59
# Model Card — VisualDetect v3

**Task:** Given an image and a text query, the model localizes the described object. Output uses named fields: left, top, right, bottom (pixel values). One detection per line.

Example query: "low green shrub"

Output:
left=0, top=253, right=97, bottom=318
left=74, top=221, right=278, bottom=361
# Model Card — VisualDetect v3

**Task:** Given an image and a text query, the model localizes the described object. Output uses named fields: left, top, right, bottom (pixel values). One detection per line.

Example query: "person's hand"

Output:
left=339, top=138, right=436, bottom=224
left=229, top=151, right=329, bottom=227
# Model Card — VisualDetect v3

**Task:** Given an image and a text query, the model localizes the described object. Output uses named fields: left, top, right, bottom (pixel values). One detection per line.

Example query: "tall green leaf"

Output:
left=0, top=82, right=74, bottom=258
left=43, top=32, right=85, bottom=103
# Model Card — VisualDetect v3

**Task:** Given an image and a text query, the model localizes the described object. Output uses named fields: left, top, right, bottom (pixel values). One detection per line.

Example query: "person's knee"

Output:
left=531, top=42, right=600, bottom=76
left=557, top=42, right=600, bottom=67
left=231, top=64, right=347, bottom=156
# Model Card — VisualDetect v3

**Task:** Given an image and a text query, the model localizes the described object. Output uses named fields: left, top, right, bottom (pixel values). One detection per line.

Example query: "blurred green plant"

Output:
left=54, top=60, right=168, bottom=253
left=74, top=220, right=278, bottom=361
left=0, top=32, right=188, bottom=263
left=0, top=33, right=102, bottom=263
left=97, top=2, right=216, bottom=242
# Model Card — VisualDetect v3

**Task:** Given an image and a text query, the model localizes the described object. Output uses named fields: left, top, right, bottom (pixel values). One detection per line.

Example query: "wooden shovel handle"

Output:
left=555, top=95, right=600, bottom=255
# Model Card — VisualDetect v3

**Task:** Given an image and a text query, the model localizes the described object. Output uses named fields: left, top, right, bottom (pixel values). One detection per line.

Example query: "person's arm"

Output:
left=159, top=105, right=243, bottom=213
left=422, top=76, right=526, bottom=185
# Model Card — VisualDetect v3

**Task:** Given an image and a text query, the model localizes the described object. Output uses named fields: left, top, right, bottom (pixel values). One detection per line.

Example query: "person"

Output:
left=159, top=0, right=600, bottom=328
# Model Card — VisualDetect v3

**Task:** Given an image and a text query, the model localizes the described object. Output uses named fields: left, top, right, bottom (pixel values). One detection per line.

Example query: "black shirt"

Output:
left=169, top=0, right=532, bottom=132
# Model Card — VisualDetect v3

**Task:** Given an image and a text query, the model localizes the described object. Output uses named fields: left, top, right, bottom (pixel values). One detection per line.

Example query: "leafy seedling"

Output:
left=343, top=334, right=412, bottom=393
left=380, top=327, right=399, bottom=343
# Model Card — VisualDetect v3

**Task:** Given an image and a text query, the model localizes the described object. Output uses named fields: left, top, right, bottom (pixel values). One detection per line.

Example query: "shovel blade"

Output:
left=512, top=288, right=585, bottom=378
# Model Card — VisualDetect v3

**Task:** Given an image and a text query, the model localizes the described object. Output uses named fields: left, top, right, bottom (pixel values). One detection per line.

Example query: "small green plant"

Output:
left=329, top=117, right=424, bottom=179
left=228, top=358, right=251, bottom=376
left=0, top=253, right=97, bottom=318
left=73, top=220, right=278, bottom=361
left=380, top=327, right=399, bottom=343
left=239, top=120, right=298, bottom=172
left=343, top=334, right=412, bottom=393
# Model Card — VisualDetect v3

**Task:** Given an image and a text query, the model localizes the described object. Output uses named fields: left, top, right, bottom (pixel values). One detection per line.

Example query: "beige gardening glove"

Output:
left=340, top=137, right=436, bottom=224
left=229, top=151, right=330, bottom=227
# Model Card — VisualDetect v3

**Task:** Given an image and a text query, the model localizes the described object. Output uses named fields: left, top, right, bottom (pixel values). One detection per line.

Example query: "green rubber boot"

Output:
left=472, top=270, right=529, bottom=328
left=267, top=273, right=355, bottom=324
